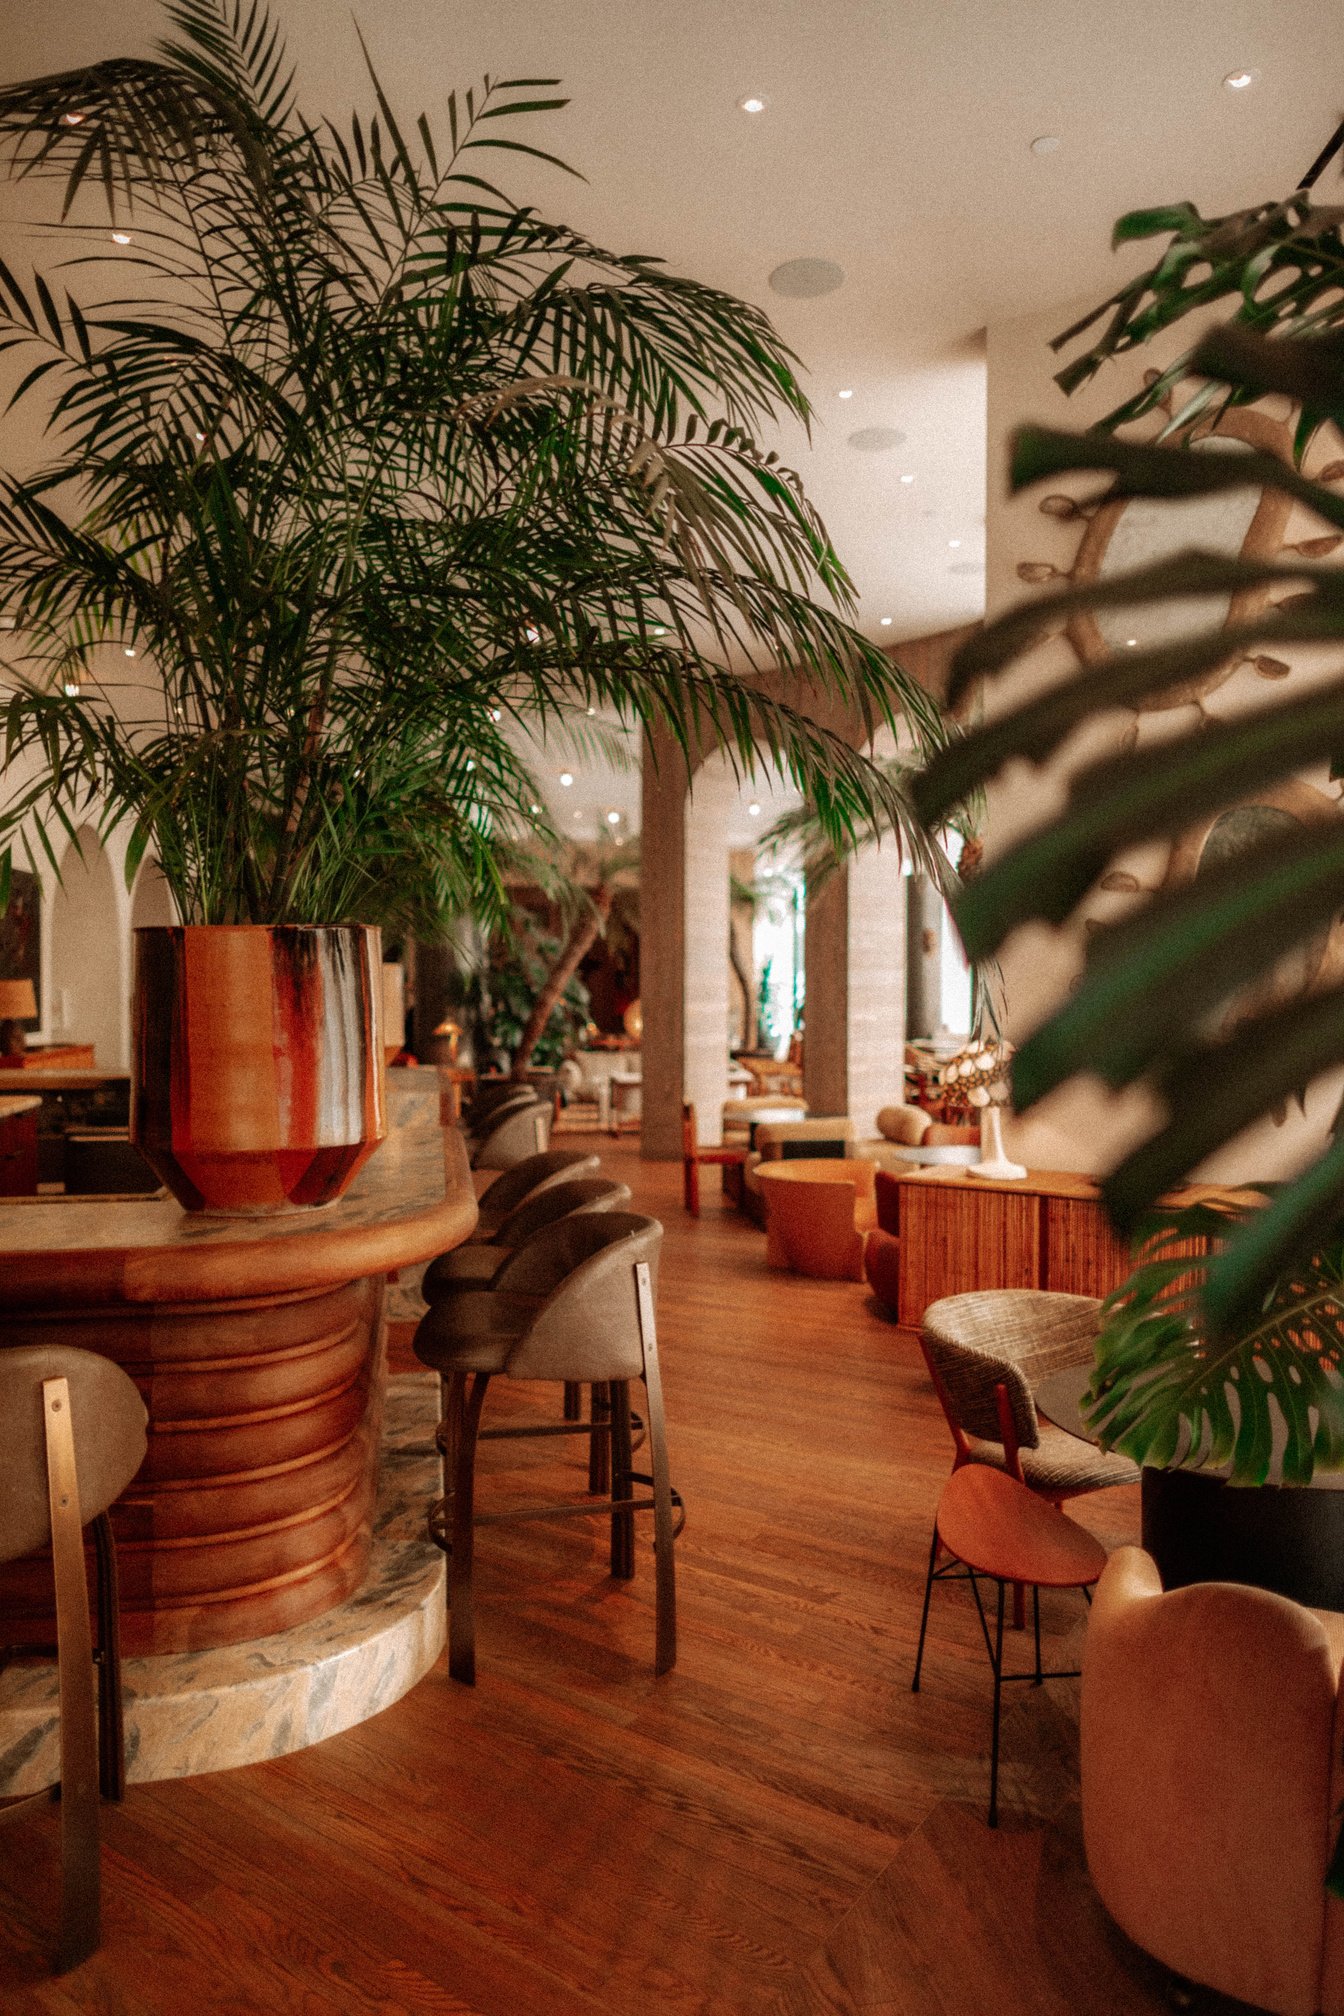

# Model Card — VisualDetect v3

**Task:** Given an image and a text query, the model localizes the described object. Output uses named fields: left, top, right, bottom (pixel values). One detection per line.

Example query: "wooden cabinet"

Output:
left=886, top=1167, right=1237, bottom=1330
left=0, top=1099, right=38, bottom=1196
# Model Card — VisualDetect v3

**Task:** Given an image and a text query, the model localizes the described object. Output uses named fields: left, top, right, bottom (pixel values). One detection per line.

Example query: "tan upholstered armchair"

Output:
left=1083, top=1547, right=1344, bottom=2016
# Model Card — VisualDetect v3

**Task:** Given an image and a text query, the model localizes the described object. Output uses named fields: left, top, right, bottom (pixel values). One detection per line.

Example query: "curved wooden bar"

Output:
left=0, top=1073, right=475, bottom=1655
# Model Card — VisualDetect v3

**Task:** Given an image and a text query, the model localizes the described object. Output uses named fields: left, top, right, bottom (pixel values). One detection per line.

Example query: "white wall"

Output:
left=984, top=294, right=1344, bottom=1181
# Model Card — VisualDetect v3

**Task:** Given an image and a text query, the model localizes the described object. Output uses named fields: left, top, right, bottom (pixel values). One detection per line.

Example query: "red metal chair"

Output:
left=681, top=1102, right=746, bottom=1218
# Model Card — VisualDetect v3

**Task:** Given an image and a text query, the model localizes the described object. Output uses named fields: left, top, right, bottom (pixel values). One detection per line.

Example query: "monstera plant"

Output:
left=915, top=132, right=1344, bottom=1371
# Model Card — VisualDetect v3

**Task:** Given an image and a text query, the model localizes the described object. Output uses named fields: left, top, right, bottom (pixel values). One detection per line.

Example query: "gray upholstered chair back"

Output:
left=464, top=1080, right=534, bottom=1133
left=920, top=1290, right=1102, bottom=1453
left=474, top=1148, right=600, bottom=1230
left=496, top=1176, right=631, bottom=1248
left=471, top=1098, right=553, bottom=1170
left=0, top=1347, right=148, bottom=1564
left=493, top=1213, right=663, bottom=1382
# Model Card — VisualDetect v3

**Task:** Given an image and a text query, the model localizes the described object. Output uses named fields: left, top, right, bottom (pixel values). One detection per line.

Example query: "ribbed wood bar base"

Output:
left=0, top=1072, right=475, bottom=1655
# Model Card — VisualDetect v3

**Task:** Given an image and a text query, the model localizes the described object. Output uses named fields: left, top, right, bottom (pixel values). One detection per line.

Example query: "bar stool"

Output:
left=413, top=1213, right=679, bottom=1684
left=0, top=1346, right=147, bottom=1971
left=911, top=1463, right=1106, bottom=1827
left=423, top=1176, right=632, bottom=1298
left=470, top=1097, right=552, bottom=1171
left=468, top=1149, right=601, bottom=1242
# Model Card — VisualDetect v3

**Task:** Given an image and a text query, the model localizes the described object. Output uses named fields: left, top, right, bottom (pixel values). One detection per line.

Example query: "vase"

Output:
left=976, top=1105, right=1027, bottom=1183
left=132, top=924, right=386, bottom=1213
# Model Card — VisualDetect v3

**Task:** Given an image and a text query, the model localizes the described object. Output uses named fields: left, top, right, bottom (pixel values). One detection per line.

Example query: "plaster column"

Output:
left=803, top=844, right=907, bottom=1139
left=639, top=732, right=738, bottom=1156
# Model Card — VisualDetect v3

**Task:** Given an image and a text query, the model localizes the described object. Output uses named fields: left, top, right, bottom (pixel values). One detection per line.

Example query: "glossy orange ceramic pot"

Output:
left=132, top=925, right=386, bottom=1213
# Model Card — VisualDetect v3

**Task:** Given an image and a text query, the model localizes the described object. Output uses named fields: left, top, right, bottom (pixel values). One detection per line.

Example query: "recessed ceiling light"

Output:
left=880, top=616, right=893, bottom=627
left=838, top=388, right=854, bottom=400
left=489, top=706, right=501, bottom=721
left=1223, top=68, right=1257, bottom=90
left=524, top=624, right=540, bottom=642
left=63, top=679, right=80, bottom=697
left=768, top=258, right=845, bottom=299
left=606, top=810, right=620, bottom=825
left=1125, top=638, right=1138, bottom=647
left=559, top=771, right=574, bottom=787
left=111, top=230, right=131, bottom=245
left=899, top=472, right=915, bottom=485
left=529, top=802, right=541, bottom=814
left=747, top=801, right=761, bottom=818
left=948, top=539, right=962, bottom=549
left=738, top=95, right=767, bottom=115
left=193, top=429, right=205, bottom=443
left=62, top=112, right=85, bottom=126
left=1030, top=135, right=1060, bottom=156
left=123, top=646, right=136, bottom=658
left=653, top=624, right=666, bottom=635
left=586, top=705, right=596, bottom=716
left=465, top=759, right=475, bottom=771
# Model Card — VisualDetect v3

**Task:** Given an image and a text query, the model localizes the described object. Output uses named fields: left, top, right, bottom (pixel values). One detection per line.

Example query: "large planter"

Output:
left=132, top=924, right=386, bottom=1213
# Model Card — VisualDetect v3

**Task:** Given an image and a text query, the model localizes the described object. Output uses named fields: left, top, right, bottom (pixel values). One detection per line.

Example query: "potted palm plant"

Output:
left=0, top=0, right=950, bottom=1210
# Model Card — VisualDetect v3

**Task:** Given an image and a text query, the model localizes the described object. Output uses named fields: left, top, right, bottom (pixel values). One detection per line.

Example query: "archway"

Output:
left=49, top=826, right=125, bottom=1068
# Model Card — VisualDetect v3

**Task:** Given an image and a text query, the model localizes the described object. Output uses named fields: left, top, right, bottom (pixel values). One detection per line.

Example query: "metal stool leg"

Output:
left=448, top=1374, right=490, bottom=1686
left=635, top=1263, right=677, bottom=1676
left=911, top=1521, right=940, bottom=1694
left=988, top=1577, right=1006, bottom=1829
left=588, top=1382, right=612, bottom=1494
left=92, top=1513, right=125, bottom=1803
left=610, top=1380, right=635, bottom=1580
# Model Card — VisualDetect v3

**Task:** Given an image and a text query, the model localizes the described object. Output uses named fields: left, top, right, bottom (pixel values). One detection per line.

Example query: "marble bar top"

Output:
left=0, top=1069, right=476, bottom=1309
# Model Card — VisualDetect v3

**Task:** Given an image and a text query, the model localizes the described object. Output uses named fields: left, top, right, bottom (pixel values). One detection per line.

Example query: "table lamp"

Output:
left=0, top=976, right=38, bottom=1056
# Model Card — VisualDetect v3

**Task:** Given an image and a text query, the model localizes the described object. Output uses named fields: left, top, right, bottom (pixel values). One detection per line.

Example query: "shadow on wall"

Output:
left=49, top=826, right=124, bottom=1068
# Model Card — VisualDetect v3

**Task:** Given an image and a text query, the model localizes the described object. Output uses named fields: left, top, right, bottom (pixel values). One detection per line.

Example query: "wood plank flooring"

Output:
left=0, top=1138, right=1255, bottom=2014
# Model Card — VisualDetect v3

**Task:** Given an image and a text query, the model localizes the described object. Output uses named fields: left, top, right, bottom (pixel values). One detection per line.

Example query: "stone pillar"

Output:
left=803, top=846, right=907, bottom=1139
left=639, top=734, right=737, bottom=1156
left=905, top=873, right=943, bottom=1039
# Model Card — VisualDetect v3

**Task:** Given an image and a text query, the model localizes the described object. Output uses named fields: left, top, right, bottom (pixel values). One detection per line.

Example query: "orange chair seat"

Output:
left=936, top=1464, right=1107, bottom=1591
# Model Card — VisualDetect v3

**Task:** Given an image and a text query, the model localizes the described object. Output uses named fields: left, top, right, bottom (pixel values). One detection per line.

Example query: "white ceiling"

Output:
left=3, top=0, right=1339, bottom=647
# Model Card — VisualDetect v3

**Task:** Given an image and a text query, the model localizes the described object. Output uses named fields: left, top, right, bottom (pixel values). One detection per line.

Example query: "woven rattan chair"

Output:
left=0, top=1347, right=147, bottom=1971
left=919, top=1290, right=1138, bottom=1499
left=414, top=1212, right=679, bottom=1684
left=916, top=1290, right=1136, bottom=1631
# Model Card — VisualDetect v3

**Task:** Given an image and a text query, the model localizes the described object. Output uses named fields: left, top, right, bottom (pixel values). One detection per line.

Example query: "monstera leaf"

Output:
left=913, top=182, right=1344, bottom=1338
left=1085, top=1201, right=1344, bottom=1485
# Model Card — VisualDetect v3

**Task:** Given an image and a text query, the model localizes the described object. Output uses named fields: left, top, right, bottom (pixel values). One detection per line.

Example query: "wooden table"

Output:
left=879, top=1165, right=1244, bottom=1330
left=0, top=1071, right=476, bottom=1655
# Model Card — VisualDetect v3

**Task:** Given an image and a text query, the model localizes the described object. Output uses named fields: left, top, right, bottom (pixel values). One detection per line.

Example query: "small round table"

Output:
left=1036, top=1362, right=1344, bottom=1611
left=912, top=1463, right=1106, bottom=1826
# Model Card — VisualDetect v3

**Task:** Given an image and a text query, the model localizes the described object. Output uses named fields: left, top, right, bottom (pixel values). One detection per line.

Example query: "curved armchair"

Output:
left=1083, top=1547, right=1344, bottom=2016
left=470, top=1148, right=600, bottom=1240
left=422, top=1176, right=632, bottom=1298
left=414, top=1213, right=677, bottom=1683
left=756, top=1157, right=877, bottom=1280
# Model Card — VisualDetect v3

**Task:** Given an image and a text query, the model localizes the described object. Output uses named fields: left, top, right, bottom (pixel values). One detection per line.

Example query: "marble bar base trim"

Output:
left=0, top=1375, right=445, bottom=1794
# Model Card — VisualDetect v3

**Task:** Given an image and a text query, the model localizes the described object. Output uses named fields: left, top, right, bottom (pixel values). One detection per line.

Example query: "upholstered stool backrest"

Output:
left=1084, top=1547, right=1340, bottom=2016
left=471, top=1098, right=553, bottom=1170
left=497, top=1214, right=663, bottom=1382
left=0, top=1347, right=148, bottom=1564
left=474, top=1149, right=601, bottom=1230
left=920, top=1290, right=1101, bottom=1453
left=496, top=1176, right=631, bottom=1248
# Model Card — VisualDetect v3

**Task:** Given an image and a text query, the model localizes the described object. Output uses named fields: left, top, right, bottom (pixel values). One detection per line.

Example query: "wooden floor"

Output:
left=0, top=1137, right=1254, bottom=2015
